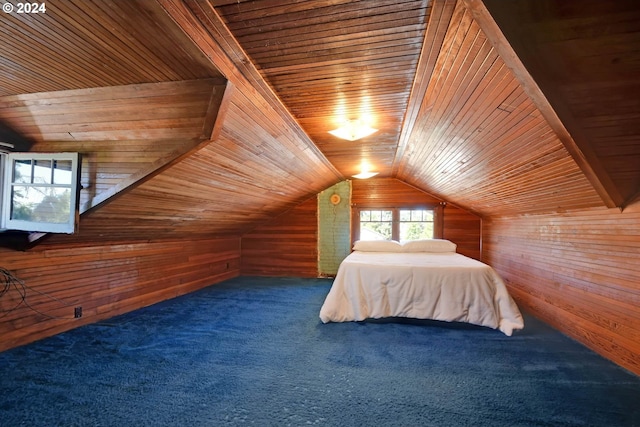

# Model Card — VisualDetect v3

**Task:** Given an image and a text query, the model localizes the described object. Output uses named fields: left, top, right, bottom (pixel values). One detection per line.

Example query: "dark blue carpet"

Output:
left=1, top=276, right=639, bottom=427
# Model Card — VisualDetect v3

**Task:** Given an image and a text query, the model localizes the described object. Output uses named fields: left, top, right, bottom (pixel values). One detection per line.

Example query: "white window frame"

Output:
left=0, top=152, right=5, bottom=223
left=398, top=209, right=435, bottom=242
left=354, top=207, right=436, bottom=242
left=358, top=209, right=394, bottom=240
left=1, top=152, right=80, bottom=234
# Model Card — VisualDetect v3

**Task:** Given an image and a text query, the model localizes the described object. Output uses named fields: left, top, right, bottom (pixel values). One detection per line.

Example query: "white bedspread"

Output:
left=319, top=251, right=524, bottom=336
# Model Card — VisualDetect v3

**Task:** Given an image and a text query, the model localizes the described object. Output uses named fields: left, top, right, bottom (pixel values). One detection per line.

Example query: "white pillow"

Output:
left=352, top=240, right=402, bottom=252
left=401, top=239, right=457, bottom=253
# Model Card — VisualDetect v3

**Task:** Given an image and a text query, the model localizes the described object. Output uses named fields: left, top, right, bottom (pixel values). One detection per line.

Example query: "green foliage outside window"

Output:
left=360, top=210, right=393, bottom=240
left=359, top=209, right=434, bottom=241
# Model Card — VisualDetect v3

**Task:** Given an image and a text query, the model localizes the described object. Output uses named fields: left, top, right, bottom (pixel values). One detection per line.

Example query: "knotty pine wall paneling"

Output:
left=483, top=200, right=640, bottom=376
left=0, top=237, right=240, bottom=352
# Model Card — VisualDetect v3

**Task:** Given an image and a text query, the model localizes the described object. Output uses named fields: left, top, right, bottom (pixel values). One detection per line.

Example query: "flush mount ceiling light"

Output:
left=352, top=171, right=378, bottom=179
left=352, top=161, right=378, bottom=179
left=353, top=160, right=378, bottom=179
left=329, top=119, right=378, bottom=141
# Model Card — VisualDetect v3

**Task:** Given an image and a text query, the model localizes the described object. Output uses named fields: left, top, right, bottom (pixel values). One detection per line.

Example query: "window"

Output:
left=1, top=152, right=80, bottom=233
left=399, top=209, right=434, bottom=241
left=356, top=208, right=435, bottom=242
left=359, top=210, right=393, bottom=240
left=0, top=152, right=4, bottom=222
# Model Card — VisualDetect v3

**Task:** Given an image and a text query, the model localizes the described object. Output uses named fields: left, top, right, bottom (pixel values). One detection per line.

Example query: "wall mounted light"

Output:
left=329, top=119, right=378, bottom=141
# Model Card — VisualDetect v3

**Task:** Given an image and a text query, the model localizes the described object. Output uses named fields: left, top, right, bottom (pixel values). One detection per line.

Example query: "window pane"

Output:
left=359, top=209, right=393, bottom=240
left=399, top=209, right=434, bottom=241
left=400, top=221, right=434, bottom=241
left=361, top=221, right=392, bottom=240
left=12, top=159, right=32, bottom=184
left=33, top=159, right=52, bottom=184
left=10, top=186, right=71, bottom=224
left=4, top=152, right=79, bottom=233
left=53, top=160, right=73, bottom=185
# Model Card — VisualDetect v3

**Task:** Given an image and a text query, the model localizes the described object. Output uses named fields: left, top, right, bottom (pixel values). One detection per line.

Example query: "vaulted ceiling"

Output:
left=0, top=0, right=638, bottom=243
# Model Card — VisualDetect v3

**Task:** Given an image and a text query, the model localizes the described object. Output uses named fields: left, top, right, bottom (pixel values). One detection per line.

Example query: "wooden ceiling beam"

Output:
left=463, top=0, right=624, bottom=209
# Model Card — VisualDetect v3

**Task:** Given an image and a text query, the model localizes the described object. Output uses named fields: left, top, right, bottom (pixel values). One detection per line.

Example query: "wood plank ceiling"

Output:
left=213, top=0, right=432, bottom=178
left=0, top=0, right=638, bottom=242
left=211, top=0, right=639, bottom=216
left=0, top=0, right=341, bottom=242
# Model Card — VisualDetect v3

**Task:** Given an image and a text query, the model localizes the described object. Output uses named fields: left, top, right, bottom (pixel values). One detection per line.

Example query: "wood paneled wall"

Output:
left=242, top=178, right=482, bottom=277
left=443, top=205, right=481, bottom=260
left=3, top=79, right=222, bottom=144
left=241, top=197, right=319, bottom=277
left=0, top=237, right=240, bottom=352
left=483, top=200, right=640, bottom=376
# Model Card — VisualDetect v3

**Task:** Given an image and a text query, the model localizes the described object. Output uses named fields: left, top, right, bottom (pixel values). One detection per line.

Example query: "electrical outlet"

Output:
left=74, top=306, right=82, bottom=318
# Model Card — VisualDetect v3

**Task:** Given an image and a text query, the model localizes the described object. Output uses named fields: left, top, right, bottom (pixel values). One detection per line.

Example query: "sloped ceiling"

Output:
left=0, top=0, right=638, bottom=243
left=210, top=0, right=639, bottom=215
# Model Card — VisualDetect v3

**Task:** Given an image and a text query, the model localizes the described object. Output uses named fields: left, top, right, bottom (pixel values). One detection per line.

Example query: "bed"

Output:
left=319, top=239, right=524, bottom=336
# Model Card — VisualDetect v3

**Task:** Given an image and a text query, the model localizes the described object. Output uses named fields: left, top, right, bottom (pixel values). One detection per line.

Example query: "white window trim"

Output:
left=0, top=151, right=5, bottom=226
left=1, top=152, right=80, bottom=234
left=355, top=207, right=436, bottom=242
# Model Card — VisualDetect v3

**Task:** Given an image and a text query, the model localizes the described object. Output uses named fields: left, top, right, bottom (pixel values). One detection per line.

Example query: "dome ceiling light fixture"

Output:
left=328, top=119, right=378, bottom=141
left=352, top=161, right=378, bottom=179
left=352, top=171, right=378, bottom=179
